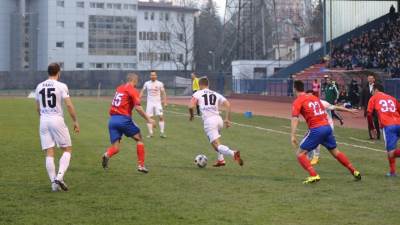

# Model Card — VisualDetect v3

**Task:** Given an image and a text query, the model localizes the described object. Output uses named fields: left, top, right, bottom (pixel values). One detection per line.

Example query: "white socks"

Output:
left=147, top=123, right=153, bottom=135
left=217, top=145, right=235, bottom=157
left=147, top=121, right=165, bottom=134
left=56, top=152, right=71, bottom=181
left=159, top=121, right=165, bottom=133
left=314, top=146, right=321, bottom=157
left=46, top=156, right=56, bottom=182
left=217, top=153, right=225, bottom=161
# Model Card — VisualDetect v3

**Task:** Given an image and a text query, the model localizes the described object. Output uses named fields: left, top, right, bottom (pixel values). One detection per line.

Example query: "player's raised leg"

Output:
left=328, top=148, right=361, bottom=180
left=211, top=139, right=243, bottom=166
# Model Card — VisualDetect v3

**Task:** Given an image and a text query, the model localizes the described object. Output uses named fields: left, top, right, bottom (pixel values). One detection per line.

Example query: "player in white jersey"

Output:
left=35, top=63, right=80, bottom=192
left=305, top=90, right=358, bottom=165
left=189, top=77, right=243, bottom=167
left=140, top=70, right=168, bottom=138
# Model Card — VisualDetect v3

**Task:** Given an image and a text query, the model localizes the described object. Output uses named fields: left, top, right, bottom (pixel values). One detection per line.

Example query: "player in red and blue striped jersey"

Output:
left=102, top=73, right=154, bottom=173
left=291, top=80, right=361, bottom=184
left=367, top=83, right=400, bottom=177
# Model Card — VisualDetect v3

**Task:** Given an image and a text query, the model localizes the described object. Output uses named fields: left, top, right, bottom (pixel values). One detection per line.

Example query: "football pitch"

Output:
left=1, top=97, right=399, bottom=225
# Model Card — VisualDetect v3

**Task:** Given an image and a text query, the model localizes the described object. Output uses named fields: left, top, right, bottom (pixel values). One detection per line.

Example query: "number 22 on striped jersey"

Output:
left=308, top=101, right=325, bottom=116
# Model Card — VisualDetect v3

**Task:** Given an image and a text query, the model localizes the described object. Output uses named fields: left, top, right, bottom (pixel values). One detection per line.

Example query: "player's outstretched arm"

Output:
left=333, top=105, right=358, bottom=114
left=64, top=98, right=80, bottom=133
left=291, top=117, right=299, bottom=147
left=222, top=100, right=232, bottom=128
left=135, top=105, right=154, bottom=124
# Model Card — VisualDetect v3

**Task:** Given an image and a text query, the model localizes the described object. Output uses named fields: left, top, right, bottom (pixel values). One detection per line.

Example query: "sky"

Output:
left=215, top=0, right=226, bottom=18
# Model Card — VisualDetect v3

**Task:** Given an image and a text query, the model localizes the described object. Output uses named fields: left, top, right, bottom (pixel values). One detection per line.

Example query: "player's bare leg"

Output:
left=132, top=133, right=149, bottom=173
left=211, top=139, right=243, bottom=166
left=296, top=149, right=320, bottom=184
left=54, top=147, right=72, bottom=191
left=159, top=115, right=166, bottom=138
left=102, top=141, right=120, bottom=169
left=328, top=148, right=361, bottom=181
left=45, top=147, right=60, bottom=192
left=146, top=116, right=154, bottom=138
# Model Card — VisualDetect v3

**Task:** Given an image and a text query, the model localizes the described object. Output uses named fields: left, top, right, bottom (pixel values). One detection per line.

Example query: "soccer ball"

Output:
left=194, top=154, right=208, bottom=168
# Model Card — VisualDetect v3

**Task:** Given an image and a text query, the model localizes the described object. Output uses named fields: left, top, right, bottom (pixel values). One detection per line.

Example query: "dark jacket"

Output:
left=360, top=83, right=374, bottom=109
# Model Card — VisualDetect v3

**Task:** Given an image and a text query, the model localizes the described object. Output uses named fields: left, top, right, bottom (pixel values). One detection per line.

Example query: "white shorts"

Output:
left=146, top=101, right=163, bottom=117
left=203, top=116, right=223, bottom=143
left=39, top=117, right=72, bottom=150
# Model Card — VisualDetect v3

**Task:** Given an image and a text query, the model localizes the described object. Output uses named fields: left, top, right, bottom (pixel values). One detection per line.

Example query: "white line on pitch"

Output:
left=166, top=110, right=385, bottom=153
left=349, top=137, right=376, bottom=144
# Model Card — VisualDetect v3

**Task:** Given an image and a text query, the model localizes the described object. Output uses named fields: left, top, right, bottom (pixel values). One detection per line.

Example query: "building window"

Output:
left=113, top=3, right=122, bottom=9
left=56, top=21, right=65, bottom=28
left=57, top=0, right=65, bottom=7
left=160, top=53, right=171, bottom=61
left=123, top=63, right=136, bottom=69
left=150, top=12, right=155, bottom=20
left=96, top=3, right=105, bottom=9
left=106, top=3, right=113, bottom=9
left=160, top=32, right=170, bottom=41
left=76, top=62, right=84, bottom=69
left=177, top=54, right=183, bottom=63
left=76, top=42, right=84, bottom=48
left=165, top=13, right=169, bottom=21
left=144, top=12, right=148, bottom=20
left=95, top=63, right=104, bottom=69
left=59, top=62, right=64, bottom=69
left=106, top=63, right=121, bottom=69
left=178, top=33, right=184, bottom=42
left=160, top=12, right=164, bottom=21
left=56, top=41, right=64, bottom=48
left=89, top=15, right=137, bottom=56
left=90, top=2, right=96, bottom=8
left=76, top=1, right=84, bottom=8
left=76, top=21, right=85, bottom=28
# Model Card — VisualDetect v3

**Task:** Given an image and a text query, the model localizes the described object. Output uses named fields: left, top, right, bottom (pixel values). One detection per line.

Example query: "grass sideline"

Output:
left=0, top=97, right=398, bottom=225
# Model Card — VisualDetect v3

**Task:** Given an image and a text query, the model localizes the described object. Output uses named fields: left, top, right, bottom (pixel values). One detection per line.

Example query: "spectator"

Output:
left=329, top=11, right=400, bottom=76
left=324, top=78, right=344, bottom=125
left=287, top=75, right=294, bottom=97
left=361, top=74, right=381, bottom=140
left=338, top=88, right=348, bottom=104
left=348, top=79, right=360, bottom=107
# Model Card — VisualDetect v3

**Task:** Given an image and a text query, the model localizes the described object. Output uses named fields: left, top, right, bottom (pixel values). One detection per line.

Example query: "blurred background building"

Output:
left=0, top=0, right=196, bottom=71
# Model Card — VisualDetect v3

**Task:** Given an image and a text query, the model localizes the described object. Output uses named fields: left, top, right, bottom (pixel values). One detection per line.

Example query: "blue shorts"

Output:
left=108, top=115, right=140, bottom=144
left=383, top=125, right=400, bottom=151
left=300, top=125, right=337, bottom=151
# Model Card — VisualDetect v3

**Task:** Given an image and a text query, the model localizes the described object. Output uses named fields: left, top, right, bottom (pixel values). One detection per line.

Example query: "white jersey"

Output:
left=321, top=100, right=335, bottom=128
left=192, top=89, right=227, bottom=121
left=35, top=79, right=70, bottom=118
left=143, top=80, right=164, bottom=103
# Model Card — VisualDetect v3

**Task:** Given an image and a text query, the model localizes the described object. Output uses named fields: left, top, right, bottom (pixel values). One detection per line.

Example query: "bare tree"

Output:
left=161, top=2, right=197, bottom=72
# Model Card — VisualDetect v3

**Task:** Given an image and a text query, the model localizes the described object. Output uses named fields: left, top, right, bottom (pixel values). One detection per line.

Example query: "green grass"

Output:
left=0, top=98, right=399, bottom=225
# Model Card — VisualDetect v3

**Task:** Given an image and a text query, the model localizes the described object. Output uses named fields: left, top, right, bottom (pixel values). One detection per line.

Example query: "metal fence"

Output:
left=0, top=70, right=232, bottom=96
left=233, top=78, right=313, bottom=96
